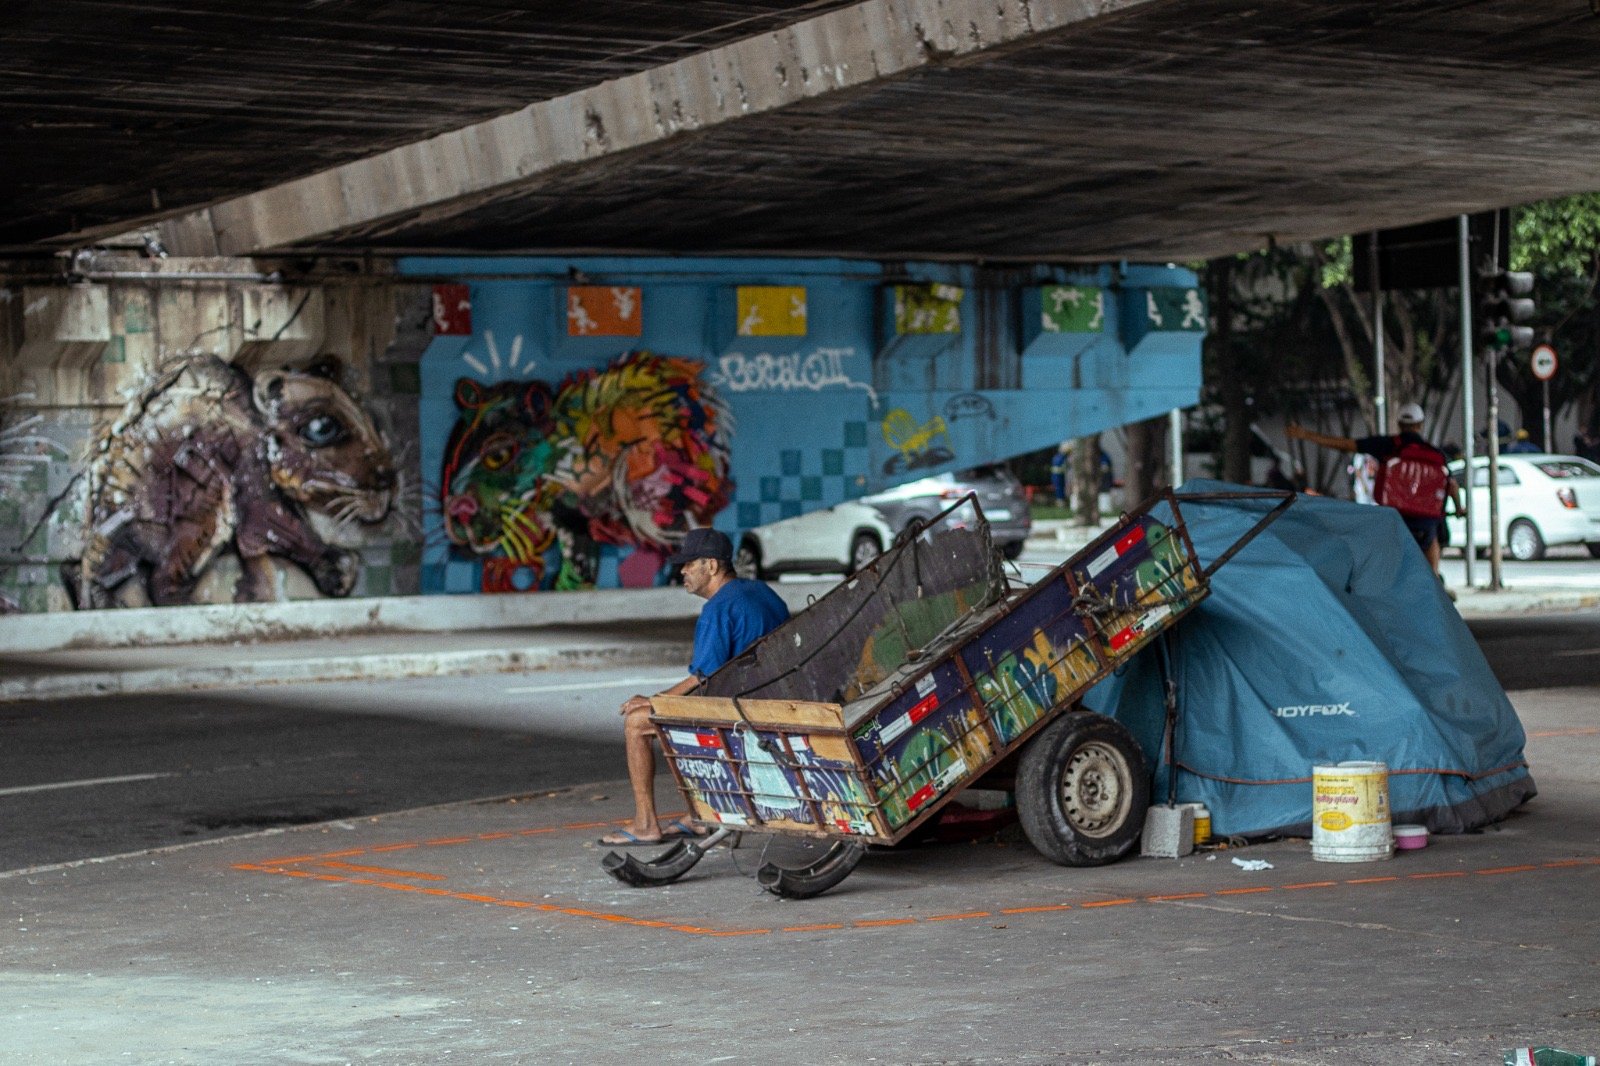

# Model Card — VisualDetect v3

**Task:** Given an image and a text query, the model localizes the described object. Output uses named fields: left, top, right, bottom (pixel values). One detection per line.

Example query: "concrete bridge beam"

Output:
left=121, top=0, right=1158, bottom=258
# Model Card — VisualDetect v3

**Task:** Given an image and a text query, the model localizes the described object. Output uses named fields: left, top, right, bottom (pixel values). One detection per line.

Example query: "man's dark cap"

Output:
left=665, top=528, right=734, bottom=566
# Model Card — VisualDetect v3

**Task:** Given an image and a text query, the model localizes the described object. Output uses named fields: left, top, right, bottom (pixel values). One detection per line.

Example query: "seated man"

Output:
left=600, top=528, right=789, bottom=846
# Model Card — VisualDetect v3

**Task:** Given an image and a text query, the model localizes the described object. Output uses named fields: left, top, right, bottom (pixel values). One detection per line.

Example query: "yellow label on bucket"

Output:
left=1318, top=810, right=1354, bottom=832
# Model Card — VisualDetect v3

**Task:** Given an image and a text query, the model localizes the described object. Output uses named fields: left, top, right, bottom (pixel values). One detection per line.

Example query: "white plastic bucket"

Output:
left=1311, top=761, right=1393, bottom=862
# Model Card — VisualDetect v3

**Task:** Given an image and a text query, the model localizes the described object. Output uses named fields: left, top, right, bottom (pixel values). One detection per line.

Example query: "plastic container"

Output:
left=1190, top=803, right=1211, bottom=845
left=1311, top=761, right=1393, bottom=862
left=1393, top=824, right=1429, bottom=850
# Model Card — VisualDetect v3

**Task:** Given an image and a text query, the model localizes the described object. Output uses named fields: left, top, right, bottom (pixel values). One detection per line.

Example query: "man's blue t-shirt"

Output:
left=689, top=579, right=790, bottom=679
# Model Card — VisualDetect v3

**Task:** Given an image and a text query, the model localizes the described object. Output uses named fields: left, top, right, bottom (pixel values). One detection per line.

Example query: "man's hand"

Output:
left=621, top=694, right=653, bottom=717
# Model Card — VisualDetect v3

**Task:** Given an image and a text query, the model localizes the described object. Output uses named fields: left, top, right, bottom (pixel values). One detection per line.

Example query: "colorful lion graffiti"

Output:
left=439, top=350, right=734, bottom=591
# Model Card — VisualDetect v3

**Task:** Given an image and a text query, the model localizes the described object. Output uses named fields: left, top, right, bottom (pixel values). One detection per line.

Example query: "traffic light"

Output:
left=1479, top=268, right=1536, bottom=350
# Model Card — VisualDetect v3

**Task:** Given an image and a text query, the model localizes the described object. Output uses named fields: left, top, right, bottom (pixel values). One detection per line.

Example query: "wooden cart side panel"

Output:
left=650, top=695, right=845, bottom=730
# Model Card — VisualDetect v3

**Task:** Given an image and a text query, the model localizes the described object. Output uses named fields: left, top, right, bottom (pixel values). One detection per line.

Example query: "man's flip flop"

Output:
left=662, top=818, right=708, bottom=840
left=597, top=828, right=665, bottom=846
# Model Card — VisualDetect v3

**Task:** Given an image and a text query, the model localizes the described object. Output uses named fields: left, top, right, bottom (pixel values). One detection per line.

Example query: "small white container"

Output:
left=1393, top=824, right=1429, bottom=851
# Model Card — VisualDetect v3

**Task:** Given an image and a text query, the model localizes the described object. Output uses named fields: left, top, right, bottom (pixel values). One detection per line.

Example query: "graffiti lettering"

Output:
left=711, top=347, right=876, bottom=404
left=943, top=392, right=996, bottom=423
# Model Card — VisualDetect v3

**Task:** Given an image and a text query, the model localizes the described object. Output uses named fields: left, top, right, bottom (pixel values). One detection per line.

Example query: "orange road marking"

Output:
left=232, top=812, right=1600, bottom=940
left=318, top=862, right=444, bottom=880
left=782, top=923, right=846, bottom=932
left=1528, top=728, right=1600, bottom=737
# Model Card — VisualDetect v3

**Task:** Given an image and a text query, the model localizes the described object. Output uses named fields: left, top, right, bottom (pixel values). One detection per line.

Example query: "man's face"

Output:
left=681, top=556, right=718, bottom=597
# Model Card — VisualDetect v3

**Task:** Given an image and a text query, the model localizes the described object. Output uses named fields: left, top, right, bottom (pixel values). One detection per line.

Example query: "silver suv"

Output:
left=859, top=465, right=1032, bottom=559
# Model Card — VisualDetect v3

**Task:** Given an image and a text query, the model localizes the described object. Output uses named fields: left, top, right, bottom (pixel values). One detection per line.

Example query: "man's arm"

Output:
left=621, top=674, right=700, bottom=717
left=1285, top=423, right=1359, bottom=453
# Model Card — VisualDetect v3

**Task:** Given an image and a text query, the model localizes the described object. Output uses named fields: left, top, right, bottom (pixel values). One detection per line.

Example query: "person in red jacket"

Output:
left=1287, top=403, right=1463, bottom=576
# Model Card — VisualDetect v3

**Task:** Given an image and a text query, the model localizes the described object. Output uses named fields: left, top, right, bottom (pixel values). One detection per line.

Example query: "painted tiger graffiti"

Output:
left=439, top=350, right=733, bottom=591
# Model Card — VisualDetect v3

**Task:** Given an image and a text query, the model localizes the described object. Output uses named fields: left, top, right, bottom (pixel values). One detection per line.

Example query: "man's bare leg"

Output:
left=621, top=709, right=661, bottom=840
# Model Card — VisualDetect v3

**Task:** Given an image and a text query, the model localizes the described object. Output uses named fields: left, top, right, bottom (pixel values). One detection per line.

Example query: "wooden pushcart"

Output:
left=603, top=489, right=1290, bottom=898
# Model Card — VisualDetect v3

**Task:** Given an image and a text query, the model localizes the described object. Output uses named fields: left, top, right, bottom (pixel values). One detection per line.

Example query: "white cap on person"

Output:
left=1396, top=402, right=1425, bottom=427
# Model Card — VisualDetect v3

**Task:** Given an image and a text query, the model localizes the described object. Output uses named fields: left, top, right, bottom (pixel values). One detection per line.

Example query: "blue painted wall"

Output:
left=397, top=255, right=1203, bottom=594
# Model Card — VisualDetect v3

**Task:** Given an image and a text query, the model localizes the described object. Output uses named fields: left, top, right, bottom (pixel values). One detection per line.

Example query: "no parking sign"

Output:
left=1530, top=344, right=1558, bottom=381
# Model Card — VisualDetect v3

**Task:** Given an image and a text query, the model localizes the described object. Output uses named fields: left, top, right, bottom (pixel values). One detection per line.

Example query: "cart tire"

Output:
left=756, top=841, right=868, bottom=899
left=1016, top=710, right=1149, bottom=867
left=602, top=839, right=710, bottom=887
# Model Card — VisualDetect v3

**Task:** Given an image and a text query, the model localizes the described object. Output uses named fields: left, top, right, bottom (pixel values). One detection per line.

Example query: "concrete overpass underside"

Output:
left=6, top=0, right=1600, bottom=262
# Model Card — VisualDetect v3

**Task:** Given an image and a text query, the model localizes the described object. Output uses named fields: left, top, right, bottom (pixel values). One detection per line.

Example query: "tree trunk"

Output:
left=1211, top=257, right=1251, bottom=483
left=1123, top=415, right=1169, bottom=506
left=1072, top=433, right=1101, bottom=526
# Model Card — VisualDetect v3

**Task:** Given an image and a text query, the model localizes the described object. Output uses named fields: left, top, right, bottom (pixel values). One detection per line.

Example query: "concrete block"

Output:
left=1141, top=804, right=1195, bottom=858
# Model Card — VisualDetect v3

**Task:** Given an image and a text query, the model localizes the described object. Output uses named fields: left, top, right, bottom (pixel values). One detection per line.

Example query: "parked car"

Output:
left=859, top=464, right=1033, bottom=559
left=734, top=501, right=895, bottom=579
left=1445, top=454, right=1600, bottom=561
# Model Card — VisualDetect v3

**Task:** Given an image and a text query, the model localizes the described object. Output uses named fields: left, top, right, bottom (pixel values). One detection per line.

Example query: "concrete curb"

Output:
left=0, top=640, right=696, bottom=704
left=1451, top=588, right=1600, bottom=617
left=0, top=580, right=836, bottom=654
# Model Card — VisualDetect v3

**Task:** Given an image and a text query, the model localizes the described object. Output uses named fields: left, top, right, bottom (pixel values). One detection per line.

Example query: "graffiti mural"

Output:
left=63, top=354, right=397, bottom=608
left=880, top=407, right=954, bottom=475
left=438, top=350, right=733, bottom=592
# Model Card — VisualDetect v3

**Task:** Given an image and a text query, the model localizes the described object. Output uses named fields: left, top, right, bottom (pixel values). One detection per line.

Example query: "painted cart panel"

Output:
left=651, top=492, right=1212, bottom=846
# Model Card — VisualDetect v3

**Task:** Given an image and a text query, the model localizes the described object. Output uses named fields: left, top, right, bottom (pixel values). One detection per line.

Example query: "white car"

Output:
left=735, top=501, right=896, bottom=579
left=1445, top=454, right=1600, bottom=561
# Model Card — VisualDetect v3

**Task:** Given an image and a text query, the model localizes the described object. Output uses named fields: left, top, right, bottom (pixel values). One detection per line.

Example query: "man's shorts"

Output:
left=1403, top=516, right=1443, bottom=551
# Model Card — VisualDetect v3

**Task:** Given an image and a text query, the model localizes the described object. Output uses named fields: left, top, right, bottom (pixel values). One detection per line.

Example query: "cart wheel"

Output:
left=601, top=828, right=733, bottom=887
left=756, top=841, right=868, bottom=899
left=1016, top=710, right=1149, bottom=867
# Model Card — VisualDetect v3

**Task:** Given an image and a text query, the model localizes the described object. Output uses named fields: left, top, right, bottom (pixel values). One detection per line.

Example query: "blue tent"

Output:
left=1082, top=481, right=1536, bottom=839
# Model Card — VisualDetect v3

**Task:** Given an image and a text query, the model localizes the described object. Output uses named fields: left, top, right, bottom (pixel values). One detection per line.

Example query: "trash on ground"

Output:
left=1231, top=857, right=1274, bottom=871
left=1503, top=1048, right=1598, bottom=1066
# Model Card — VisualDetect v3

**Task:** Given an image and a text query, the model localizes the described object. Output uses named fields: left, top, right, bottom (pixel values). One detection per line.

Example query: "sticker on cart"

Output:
left=667, top=729, right=723, bottom=749
left=834, top=818, right=878, bottom=836
left=1108, top=603, right=1173, bottom=651
left=915, top=672, right=937, bottom=698
left=906, top=757, right=969, bottom=812
left=878, top=690, right=941, bottom=746
left=1086, top=524, right=1147, bottom=580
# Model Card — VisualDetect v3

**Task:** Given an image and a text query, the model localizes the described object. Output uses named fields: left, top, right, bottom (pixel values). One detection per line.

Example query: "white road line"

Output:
left=503, top=675, right=682, bottom=695
left=0, top=771, right=177, bottom=797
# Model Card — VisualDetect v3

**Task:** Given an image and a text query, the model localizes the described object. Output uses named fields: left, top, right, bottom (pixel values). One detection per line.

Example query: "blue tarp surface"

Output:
left=1082, top=480, right=1536, bottom=839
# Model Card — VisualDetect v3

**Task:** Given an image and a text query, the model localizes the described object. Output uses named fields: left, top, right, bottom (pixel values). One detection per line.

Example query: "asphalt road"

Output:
left=3, top=607, right=1595, bottom=875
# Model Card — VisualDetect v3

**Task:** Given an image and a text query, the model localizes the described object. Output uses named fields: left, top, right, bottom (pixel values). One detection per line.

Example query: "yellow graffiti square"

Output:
left=736, top=286, right=808, bottom=336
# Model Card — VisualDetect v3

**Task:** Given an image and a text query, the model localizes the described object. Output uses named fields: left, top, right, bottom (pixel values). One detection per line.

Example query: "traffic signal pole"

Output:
left=1369, top=230, right=1387, bottom=433
left=1457, top=214, right=1476, bottom=588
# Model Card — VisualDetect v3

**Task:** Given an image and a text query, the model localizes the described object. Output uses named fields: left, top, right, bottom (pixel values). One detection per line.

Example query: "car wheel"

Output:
left=735, top=541, right=766, bottom=580
left=847, top=531, right=882, bottom=574
left=1000, top=539, right=1025, bottom=560
left=1507, top=519, right=1545, bottom=562
left=1587, top=542, right=1600, bottom=559
left=1016, top=710, right=1149, bottom=867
